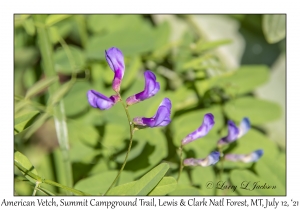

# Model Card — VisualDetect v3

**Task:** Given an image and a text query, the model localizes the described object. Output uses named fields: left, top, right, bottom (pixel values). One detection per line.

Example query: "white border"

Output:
left=2, top=1, right=299, bottom=209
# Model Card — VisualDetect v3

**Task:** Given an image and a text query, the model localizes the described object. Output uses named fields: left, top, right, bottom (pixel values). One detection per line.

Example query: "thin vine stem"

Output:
left=32, top=181, right=40, bottom=196
left=14, top=161, right=88, bottom=195
left=103, top=96, right=134, bottom=195
left=177, top=145, right=184, bottom=182
left=218, top=145, right=224, bottom=181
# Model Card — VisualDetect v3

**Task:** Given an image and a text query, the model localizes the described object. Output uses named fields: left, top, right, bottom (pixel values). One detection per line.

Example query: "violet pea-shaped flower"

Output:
left=217, top=120, right=239, bottom=146
left=105, top=47, right=125, bottom=93
left=183, top=151, right=220, bottom=167
left=224, top=149, right=263, bottom=163
left=237, top=117, right=251, bottom=138
left=126, top=71, right=160, bottom=106
left=133, top=98, right=171, bottom=128
left=87, top=90, right=120, bottom=110
left=217, top=118, right=251, bottom=146
left=181, top=113, right=215, bottom=146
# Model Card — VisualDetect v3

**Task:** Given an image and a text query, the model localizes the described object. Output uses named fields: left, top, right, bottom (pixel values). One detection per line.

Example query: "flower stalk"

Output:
left=103, top=96, right=135, bottom=195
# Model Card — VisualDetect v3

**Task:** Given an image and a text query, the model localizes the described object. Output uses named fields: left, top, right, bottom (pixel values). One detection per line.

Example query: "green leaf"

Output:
left=148, top=177, right=177, bottom=195
left=45, top=15, right=72, bottom=27
left=262, top=15, right=286, bottom=44
left=255, top=155, right=285, bottom=194
left=87, top=15, right=120, bottom=34
left=25, top=76, right=58, bottom=99
left=63, top=81, right=91, bottom=116
left=191, top=167, right=216, bottom=195
left=14, top=150, right=39, bottom=183
left=74, top=171, right=134, bottom=195
left=182, top=54, right=214, bottom=71
left=122, top=56, right=142, bottom=89
left=86, top=15, right=159, bottom=60
left=22, top=17, right=35, bottom=36
left=14, top=47, right=39, bottom=69
left=196, top=65, right=270, bottom=96
left=37, top=185, right=56, bottom=196
left=152, top=21, right=171, bottom=50
left=69, top=141, right=101, bottom=164
left=48, top=23, right=73, bottom=44
left=54, top=45, right=86, bottom=74
left=230, top=170, right=263, bottom=195
left=168, top=184, right=200, bottom=195
left=14, top=111, right=40, bottom=134
left=230, top=168, right=284, bottom=195
left=107, top=176, right=177, bottom=196
left=106, top=182, right=136, bottom=195
left=24, top=113, right=50, bottom=139
left=123, top=163, right=169, bottom=195
left=194, top=39, right=232, bottom=53
left=223, top=97, right=281, bottom=125
left=48, top=80, right=75, bottom=105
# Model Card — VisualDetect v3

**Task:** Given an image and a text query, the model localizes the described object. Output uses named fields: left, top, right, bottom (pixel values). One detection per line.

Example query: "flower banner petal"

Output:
left=181, top=113, right=215, bottom=145
left=105, top=47, right=125, bottom=92
left=126, top=70, right=160, bottom=106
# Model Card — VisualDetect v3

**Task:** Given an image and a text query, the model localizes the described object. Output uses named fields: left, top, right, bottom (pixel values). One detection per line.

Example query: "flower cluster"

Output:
left=181, top=116, right=263, bottom=168
left=181, top=113, right=220, bottom=167
left=87, top=47, right=171, bottom=128
left=218, top=117, right=263, bottom=163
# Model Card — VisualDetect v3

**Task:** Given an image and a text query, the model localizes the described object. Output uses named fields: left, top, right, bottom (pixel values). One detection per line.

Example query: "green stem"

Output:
left=218, top=145, right=224, bottom=181
left=32, top=181, right=40, bottom=196
left=177, top=145, right=184, bottom=182
left=15, top=160, right=88, bottom=195
left=34, top=15, right=73, bottom=191
left=103, top=97, right=134, bottom=195
left=43, top=179, right=87, bottom=195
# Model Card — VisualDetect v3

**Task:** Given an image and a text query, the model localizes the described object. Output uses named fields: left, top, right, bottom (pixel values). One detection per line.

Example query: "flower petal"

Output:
left=217, top=120, right=239, bottom=146
left=183, top=151, right=220, bottom=167
left=126, top=71, right=160, bottom=106
left=238, top=117, right=251, bottom=138
left=133, top=98, right=171, bottom=128
left=225, top=149, right=263, bottom=163
left=181, top=113, right=215, bottom=145
left=87, top=90, right=119, bottom=110
left=105, top=47, right=125, bottom=92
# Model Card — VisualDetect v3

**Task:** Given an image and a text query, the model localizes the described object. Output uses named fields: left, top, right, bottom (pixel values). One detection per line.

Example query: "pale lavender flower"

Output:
left=105, top=47, right=125, bottom=93
left=87, top=90, right=120, bottom=110
left=133, top=98, right=171, bottom=128
left=183, top=151, right=220, bottom=167
left=181, top=113, right=215, bottom=145
left=217, top=120, right=239, bottom=146
left=237, top=117, right=251, bottom=138
left=126, top=71, right=160, bottom=106
left=217, top=118, right=251, bottom=146
left=224, top=149, right=263, bottom=163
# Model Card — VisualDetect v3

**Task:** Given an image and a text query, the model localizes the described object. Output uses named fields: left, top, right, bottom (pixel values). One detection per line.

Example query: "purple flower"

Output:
left=217, top=120, right=239, bottom=146
left=237, top=117, right=251, bottom=138
left=87, top=90, right=120, bottom=110
left=126, top=71, right=160, bottom=106
left=217, top=118, right=251, bottom=146
left=224, top=149, right=263, bottom=163
left=105, top=47, right=125, bottom=93
left=183, top=151, right=220, bottom=167
left=133, top=98, right=171, bottom=128
left=181, top=113, right=215, bottom=146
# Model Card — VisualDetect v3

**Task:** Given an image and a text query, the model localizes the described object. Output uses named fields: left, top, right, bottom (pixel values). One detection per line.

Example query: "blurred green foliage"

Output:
left=14, top=14, right=285, bottom=196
